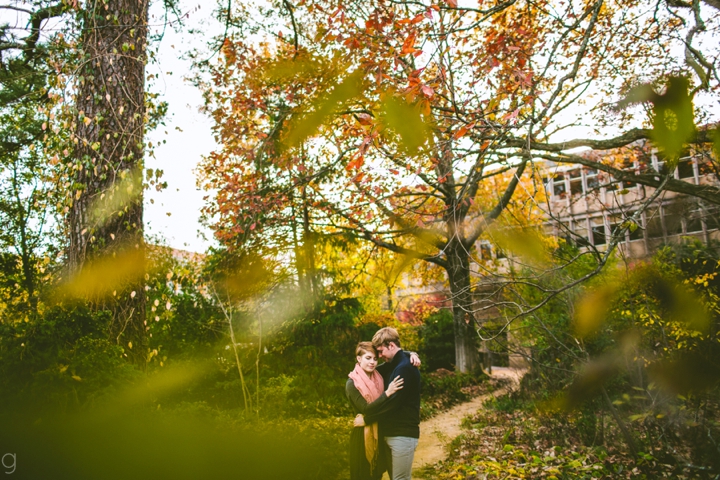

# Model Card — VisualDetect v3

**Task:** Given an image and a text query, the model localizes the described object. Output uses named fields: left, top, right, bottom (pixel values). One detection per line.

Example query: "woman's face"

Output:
left=357, top=350, right=378, bottom=374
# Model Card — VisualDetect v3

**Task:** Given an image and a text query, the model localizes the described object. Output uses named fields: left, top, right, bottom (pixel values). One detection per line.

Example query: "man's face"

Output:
left=376, top=342, right=398, bottom=361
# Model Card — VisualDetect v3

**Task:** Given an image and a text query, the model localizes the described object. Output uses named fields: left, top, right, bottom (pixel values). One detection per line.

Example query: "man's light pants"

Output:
left=385, top=436, right=419, bottom=480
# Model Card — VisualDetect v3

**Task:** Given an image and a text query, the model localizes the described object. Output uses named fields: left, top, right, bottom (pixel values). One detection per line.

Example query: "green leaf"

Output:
left=381, top=94, right=432, bottom=155
left=651, top=77, right=696, bottom=164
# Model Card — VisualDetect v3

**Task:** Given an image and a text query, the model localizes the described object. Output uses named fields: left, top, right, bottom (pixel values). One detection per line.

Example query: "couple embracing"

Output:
left=345, top=327, right=421, bottom=480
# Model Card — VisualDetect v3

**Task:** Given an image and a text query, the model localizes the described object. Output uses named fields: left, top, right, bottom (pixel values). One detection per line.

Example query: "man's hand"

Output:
left=409, top=351, right=421, bottom=367
left=354, top=414, right=366, bottom=427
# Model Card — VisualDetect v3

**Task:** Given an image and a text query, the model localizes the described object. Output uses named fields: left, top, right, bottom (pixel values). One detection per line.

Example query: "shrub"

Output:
left=419, top=309, right=455, bottom=371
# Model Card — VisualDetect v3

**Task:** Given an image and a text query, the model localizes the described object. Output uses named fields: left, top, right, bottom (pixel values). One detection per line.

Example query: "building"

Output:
left=390, top=145, right=720, bottom=370
left=542, top=148, right=720, bottom=258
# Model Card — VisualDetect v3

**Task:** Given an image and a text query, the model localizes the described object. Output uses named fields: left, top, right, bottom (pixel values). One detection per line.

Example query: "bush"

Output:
left=0, top=303, right=139, bottom=411
left=419, top=309, right=455, bottom=371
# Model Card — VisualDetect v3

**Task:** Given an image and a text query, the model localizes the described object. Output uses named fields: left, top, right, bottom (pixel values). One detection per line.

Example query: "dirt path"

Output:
left=410, top=368, right=525, bottom=476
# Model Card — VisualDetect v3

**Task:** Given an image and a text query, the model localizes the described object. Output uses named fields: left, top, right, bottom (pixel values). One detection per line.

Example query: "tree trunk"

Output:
left=300, top=184, right=320, bottom=306
left=68, top=0, right=149, bottom=365
left=446, top=240, right=479, bottom=373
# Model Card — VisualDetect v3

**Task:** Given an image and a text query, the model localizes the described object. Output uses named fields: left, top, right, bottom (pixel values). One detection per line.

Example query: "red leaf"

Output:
left=445, top=0, right=458, bottom=7
left=420, top=85, right=435, bottom=98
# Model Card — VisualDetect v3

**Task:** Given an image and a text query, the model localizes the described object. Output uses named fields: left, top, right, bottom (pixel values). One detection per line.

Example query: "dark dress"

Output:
left=345, top=378, right=392, bottom=480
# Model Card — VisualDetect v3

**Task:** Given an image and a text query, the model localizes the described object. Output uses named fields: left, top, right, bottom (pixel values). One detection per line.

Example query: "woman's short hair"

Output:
left=372, top=327, right=401, bottom=348
left=355, top=341, right=377, bottom=357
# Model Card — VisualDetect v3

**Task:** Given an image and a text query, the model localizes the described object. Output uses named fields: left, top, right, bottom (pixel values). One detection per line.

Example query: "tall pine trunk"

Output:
left=68, top=0, right=149, bottom=365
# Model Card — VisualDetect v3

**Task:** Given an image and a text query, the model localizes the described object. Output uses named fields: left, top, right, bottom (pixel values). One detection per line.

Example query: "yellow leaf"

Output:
left=381, top=94, right=432, bottom=155
left=88, top=166, right=143, bottom=227
left=72, top=375, right=82, bottom=382
left=56, top=247, right=145, bottom=300
left=283, top=70, right=365, bottom=149
left=489, top=226, right=550, bottom=266
left=574, top=286, right=617, bottom=338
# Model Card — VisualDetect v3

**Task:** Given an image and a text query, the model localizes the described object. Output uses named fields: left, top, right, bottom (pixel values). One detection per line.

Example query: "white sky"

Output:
left=145, top=2, right=219, bottom=253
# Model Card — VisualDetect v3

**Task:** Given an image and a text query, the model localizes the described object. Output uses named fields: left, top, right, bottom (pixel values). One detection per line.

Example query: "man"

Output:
left=372, top=327, right=421, bottom=480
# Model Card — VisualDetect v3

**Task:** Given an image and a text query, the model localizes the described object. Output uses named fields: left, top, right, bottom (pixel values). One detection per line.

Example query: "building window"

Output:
left=687, top=208, right=703, bottom=233
left=601, top=173, right=619, bottom=191
left=627, top=212, right=644, bottom=241
left=572, top=220, right=590, bottom=247
left=645, top=208, right=663, bottom=239
left=591, top=218, right=606, bottom=245
left=663, top=204, right=683, bottom=236
left=608, top=215, right=623, bottom=242
left=585, top=169, right=599, bottom=191
left=569, top=169, right=583, bottom=196
left=620, top=157, right=637, bottom=189
left=479, top=243, right=492, bottom=260
left=704, top=205, right=720, bottom=231
left=553, top=174, right=566, bottom=197
left=677, top=158, right=695, bottom=180
left=698, top=155, right=715, bottom=176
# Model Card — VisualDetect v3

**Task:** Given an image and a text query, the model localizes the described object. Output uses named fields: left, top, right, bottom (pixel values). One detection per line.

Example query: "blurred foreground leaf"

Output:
left=381, top=94, right=432, bottom=155
left=0, top=412, right=338, bottom=480
left=553, top=332, right=639, bottom=410
left=648, top=353, right=720, bottom=394
left=648, top=275, right=710, bottom=333
left=574, top=285, right=617, bottom=338
left=489, top=226, right=550, bottom=266
left=88, top=167, right=143, bottom=227
left=554, top=356, right=621, bottom=411
left=283, top=70, right=365, bottom=149
left=57, top=247, right=144, bottom=299
left=619, top=77, right=696, bottom=163
left=651, top=77, right=695, bottom=162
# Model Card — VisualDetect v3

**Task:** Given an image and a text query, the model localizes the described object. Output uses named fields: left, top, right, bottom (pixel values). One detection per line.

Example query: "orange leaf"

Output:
left=356, top=113, right=373, bottom=125
left=445, top=0, right=458, bottom=7
left=453, top=123, right=474, bottom=139
left=401, top=33, right=417, bottom=55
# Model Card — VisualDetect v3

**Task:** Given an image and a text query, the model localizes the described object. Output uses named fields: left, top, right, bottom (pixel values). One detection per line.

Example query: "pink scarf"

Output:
left=348, top=364, right=385, bottom=472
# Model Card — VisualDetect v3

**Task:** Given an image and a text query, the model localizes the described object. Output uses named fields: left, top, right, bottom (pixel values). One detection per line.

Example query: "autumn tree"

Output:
left=0, top=2, right=74, bottom=314
left=200, top=0, right=719, bottom=372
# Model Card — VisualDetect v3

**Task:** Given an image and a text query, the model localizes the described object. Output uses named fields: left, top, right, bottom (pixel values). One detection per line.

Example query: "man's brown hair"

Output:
left=372, top=327, right=401, bottom=348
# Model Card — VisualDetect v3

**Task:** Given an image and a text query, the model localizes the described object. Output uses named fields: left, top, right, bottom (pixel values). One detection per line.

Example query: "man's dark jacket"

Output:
left=376, top=349, right=421, bottom=438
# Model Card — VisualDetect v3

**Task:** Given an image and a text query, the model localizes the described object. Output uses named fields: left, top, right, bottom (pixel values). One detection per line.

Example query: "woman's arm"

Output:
left=345, top=377, right=404, bottom=424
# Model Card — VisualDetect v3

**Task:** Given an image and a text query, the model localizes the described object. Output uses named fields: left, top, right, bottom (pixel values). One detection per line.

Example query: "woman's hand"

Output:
left=385, top=376, right=404, bottom=397
left=409, top=352, right=421, bottom=367
left=354, top=414, right=366, bottom=427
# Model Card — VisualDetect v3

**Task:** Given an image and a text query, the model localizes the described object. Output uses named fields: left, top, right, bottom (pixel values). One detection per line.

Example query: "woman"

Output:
left=346, top=341, right=404, bottom=480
